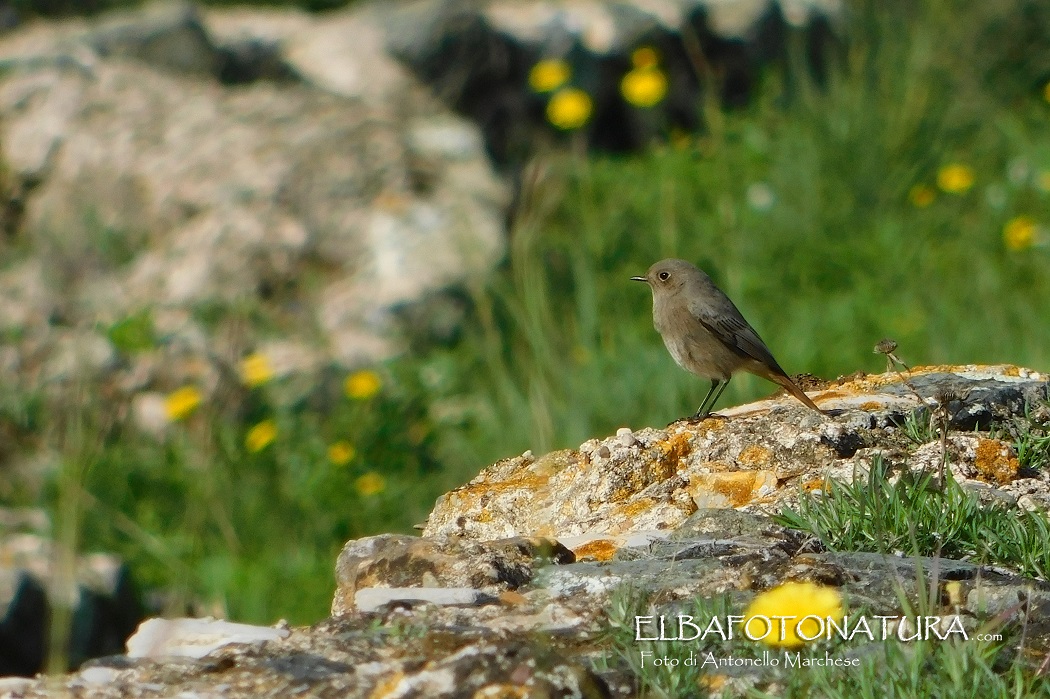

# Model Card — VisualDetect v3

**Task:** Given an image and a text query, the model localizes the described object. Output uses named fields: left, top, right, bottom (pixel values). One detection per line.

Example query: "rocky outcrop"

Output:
left=7, top=364, right=1049, bottom=696
left=0, top=509, right=144, bottom=677
left=0, top=0, right=507, bottom=396
left=424, top=365, right=1049, bottom=543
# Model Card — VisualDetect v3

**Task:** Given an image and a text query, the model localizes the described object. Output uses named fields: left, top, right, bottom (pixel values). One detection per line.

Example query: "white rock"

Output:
left=126, top=617, right=289, bottom=659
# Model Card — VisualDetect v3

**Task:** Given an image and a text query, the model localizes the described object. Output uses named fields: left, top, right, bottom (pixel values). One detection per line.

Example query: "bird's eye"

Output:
left=658, top=271, right=670, bottom=281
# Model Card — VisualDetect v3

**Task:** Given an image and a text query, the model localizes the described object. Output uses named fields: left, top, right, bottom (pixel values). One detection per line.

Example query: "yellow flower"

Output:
left=164, top=386, right=202, bottom=421
left=528, top=59, right=571, bottom=93
left=1037, top=171, right=1050, bottom=192
left=936, top=163, right=975, bottom=194
left=239, top=352, right=275, bottom=387
left=546, top=88, right=592, bottom=130
left=742, top=581, right=844, bottom=648
left=621, top=67, right=668, bottom=108
left=631, top=46, right=659, bottom=69
left=245, top=419, right=277, bottom=453
left=1044, top=81, right=1050, bottom=104
left=1003, top=216, right=1037, bottom=251
left=908, top=184, right=935, bottom=208
left=355, top=471, right=386, bottom=497
left=327, top=441, right=356, bottom=466
left=344, top=370, right=382, bottom=400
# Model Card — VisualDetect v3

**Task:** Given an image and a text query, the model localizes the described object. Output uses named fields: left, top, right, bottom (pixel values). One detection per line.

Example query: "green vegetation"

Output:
left=1, top=0, right=1049, bottom=638
left=776, top=458, right=1050, bottom=579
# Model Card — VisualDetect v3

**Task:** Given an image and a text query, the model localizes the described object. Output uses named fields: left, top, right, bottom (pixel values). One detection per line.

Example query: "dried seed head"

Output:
left=874, top=338, right=898, bottom=355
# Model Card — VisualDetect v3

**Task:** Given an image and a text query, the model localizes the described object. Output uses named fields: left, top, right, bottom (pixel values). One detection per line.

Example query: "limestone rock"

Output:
left=332, top=534, right=574, bottom=615
left=424, top=365, right=1049, bottom=543
left=0, top=0, right=508, bottom=395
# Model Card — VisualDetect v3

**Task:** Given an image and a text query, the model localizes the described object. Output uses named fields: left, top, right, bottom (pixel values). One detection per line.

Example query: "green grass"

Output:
left=776, top=457, right=1050, bottom=580
left=3, top=0, right=1050, bottom=632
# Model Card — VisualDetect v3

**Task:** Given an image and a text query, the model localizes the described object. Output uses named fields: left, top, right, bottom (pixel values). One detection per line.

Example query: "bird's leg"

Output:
left=694, top=378, right=730, bottom=418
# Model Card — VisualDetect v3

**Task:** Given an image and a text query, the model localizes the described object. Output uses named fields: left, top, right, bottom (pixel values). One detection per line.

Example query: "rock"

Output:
left=125, top=617, right=290, bottom=660
left=354, top=587, right=497, bottom=613
left=424, top=366, right=1049, bottom=542
left=332, top=534, right=574, bottom=615
left=0, top=513, right=145, bottom=676
left=0, top=0, right=508, bottom=399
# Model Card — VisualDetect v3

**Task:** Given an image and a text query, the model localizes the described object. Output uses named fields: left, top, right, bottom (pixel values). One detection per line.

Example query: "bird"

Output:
left=631, top=258, right=823, bottom=418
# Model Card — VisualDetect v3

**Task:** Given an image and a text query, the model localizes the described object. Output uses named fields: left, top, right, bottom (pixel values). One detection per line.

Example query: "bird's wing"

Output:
left=691, top=300, right=789, bottom=378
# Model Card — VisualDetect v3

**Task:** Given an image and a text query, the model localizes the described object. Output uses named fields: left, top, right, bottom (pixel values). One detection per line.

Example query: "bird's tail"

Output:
left=754, top=366, right=824, bottom=414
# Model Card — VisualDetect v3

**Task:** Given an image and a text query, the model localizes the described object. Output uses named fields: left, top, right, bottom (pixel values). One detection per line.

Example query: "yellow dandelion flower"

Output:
left=164, top=386, right=202, bottom=421
left=355, top=471, right=386, bottom=497
left=239, top=352, right=275, bottom=387
left=1044, top=81, right=1050, bottom=104
left=327, top=441, right=356, bottom=466
left=908, top=184, right=936, bottom=208
left=1003, top=215, right=1037, bottom=251
left=528, top=59, right=571, bottom=93
left=344, top=370, right=382, bottom=400
left=936, top=163, right=975, bottom=194
left=546, top=87, right=592, bottom=130
left=631, top=46, right=660, bottom=69
left=743, top=581, right=844, bottom=648
left=245, top=419, right=277, bottom=453
left=621, top=66, right=668, bottom=108
left=1037, top=171, right=1050, bottom=192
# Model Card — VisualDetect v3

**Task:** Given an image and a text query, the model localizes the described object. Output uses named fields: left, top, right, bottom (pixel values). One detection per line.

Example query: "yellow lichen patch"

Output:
left=571, top=538, right=619, bottom=562
left=620, top=498, right=660, bottom=519
left=654, top=431, right=693, bottom=469
left=974, top=438, right=1020, bottom=485
left=1001, top=365, right=1021, bottom=377
left=738, top=445, right=773, bottom=468
left=368, top=671, right=405, bottom=699
left=859, top=401, right=883, bottom=411
left=689, top=471, right=778, bottom=507
left=801, top=478, right=825, bottom=492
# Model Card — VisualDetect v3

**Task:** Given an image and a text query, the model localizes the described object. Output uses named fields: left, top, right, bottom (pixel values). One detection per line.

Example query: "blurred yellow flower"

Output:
left=246, top=419, right=277, bottom=452
left=164, top=386, right=202, bottom=421
left=1037, top=171, right=1050, bottom=192
left=239, top=352, right=275, bottom=387
left=621, top=67, right=668, bottom=108
left=631, top=46, right=659, bottom=69
left=743, top=581, right=844, bottom=648
left=546, top=88, right=592, bottom=130
left=1003, top=215, right=1037, bottom=251
left=344, top=370, right=382, bottom=400
left=328, top=441, right=356, bottom=466
left=528, top=59, right=571, bottom=93
left=1044, top=81, right=1050, bottom=104
left=355, top=471, right=386, bottom=496
left=937, top=163, right=975, bottom=194
left=908, top=184, right=936, bottom=208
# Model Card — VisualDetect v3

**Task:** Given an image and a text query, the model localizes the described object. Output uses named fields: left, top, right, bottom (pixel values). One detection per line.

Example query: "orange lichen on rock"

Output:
left=859, top=401, right=883, bottom=411
left=801, top=478, right=825, bottom=492
left=738, top=444, right=773, bottom=468
left=688, top=471, right=778, bottom=507
left=654, top=431, right=693, bottom=470
left=973, top=438, right=1020, bottom=485
left=571, top=539, right=619, bottom=562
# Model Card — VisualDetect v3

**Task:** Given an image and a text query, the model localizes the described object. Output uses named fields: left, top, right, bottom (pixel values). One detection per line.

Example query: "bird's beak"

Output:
left=630, top=276, right=647, bottom=283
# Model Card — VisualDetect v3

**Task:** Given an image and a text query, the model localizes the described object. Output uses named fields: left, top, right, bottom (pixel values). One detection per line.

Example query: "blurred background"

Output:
left=0, top=0, right=1048, bottom=675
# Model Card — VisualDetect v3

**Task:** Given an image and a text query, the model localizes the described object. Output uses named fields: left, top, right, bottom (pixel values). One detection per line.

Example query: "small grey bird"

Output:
left=632, top=258, right=823, bottom=418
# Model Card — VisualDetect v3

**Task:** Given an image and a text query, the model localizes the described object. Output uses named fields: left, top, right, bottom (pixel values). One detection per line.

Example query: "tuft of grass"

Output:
left=776, top=457, right=1050, bottom=580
